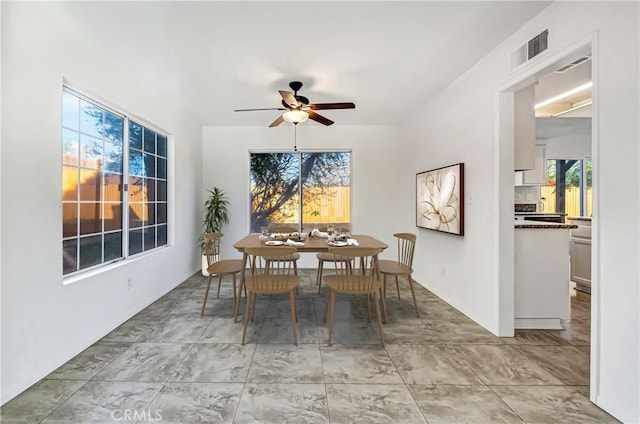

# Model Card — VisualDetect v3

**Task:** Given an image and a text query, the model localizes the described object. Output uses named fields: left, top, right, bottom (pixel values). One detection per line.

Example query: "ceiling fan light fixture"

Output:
left=282, top=110, right=309, bottom=124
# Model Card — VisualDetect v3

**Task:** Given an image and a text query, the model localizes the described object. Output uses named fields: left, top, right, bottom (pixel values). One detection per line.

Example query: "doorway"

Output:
left=496, top=36, right=598, bottom=400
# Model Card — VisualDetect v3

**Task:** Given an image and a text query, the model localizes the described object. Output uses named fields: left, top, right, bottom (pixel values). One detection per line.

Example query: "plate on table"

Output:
left=327, top=240, right=348, bottom=247
left=265, top=240, right=285, bottom=246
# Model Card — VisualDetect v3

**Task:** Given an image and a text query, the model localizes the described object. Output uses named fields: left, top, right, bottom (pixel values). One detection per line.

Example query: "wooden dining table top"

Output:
left=233, top=234, right=389, bottom=253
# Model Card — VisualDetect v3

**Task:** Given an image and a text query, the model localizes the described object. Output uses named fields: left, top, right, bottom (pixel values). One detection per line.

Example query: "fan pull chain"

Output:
left=294, top=123, right=298, bottom=152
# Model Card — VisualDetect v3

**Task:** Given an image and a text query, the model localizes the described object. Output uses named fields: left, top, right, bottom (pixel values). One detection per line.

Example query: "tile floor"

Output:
left=1, top=270, right=619, bottom=423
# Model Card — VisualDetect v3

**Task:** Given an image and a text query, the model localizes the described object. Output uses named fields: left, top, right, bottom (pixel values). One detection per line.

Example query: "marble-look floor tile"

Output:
left=94, top=343, right=192, bottom=382
left=171, top=343, right=255, bottom=382
left=102, top=319, right=158, bottom=343
left=247, top=344, right=323, bottom=383
left=140, top=382, right=243, bottom=424
left=0, top=380, right=86, bottom=424
left=386, top=344, right=482, bottom=385
left=199, top=317, right=260, bottom=344
left=46, top=342, right=131, bottom=380
left=170, top=296, right=225, bottom=316
left=321, top=345, right=403, bottom=384
left=318, top=319, right=381, bottom=345
left=161, top=284, right=198, bottom=301
left=504, top=329, right=567, bottom=346
left=382, top=299, right=421, bottom=320
left=409, top=384, right=523, bottom=424
left=139, top=316, right=211, bottom=343
left=234, top=383, right=329, bottom=424
left=573, top=385, right=590, bottom=398
left=40, top=381, right=162, bottom=424
left=133, top=298, right=181, bottom=320
left=372, top=320, right=441, bottom=344
left=223, top=298, right=268, bottom=321
left=314, top=297, right=367, bottom=320
left=431, top=319, right=504, bottom=344
left=417, top=302, right=467, bottom=320
left=268, top=298, right=316, bottom=320
left=260, top=319, right=318, bottom=344
left=327, top=383, right=427, bottom=424
left=492, top=385, right=619, bottom=424
left=515, top=345, right=590, bottom=385
left=451, top=344, right=563, bottom=385
left=547, top=319, right=591, bottom=346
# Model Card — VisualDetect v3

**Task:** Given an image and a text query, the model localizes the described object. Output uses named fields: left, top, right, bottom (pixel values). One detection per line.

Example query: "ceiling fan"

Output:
left=234, top=81, right=355, bottom=127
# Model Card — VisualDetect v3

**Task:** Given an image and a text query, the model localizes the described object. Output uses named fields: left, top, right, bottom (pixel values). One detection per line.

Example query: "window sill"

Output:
left=63, top=245, right=170, bottom=286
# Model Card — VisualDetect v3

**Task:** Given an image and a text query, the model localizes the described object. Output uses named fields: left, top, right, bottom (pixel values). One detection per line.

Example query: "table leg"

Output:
left=374, top=254, right=388, bottom=323
left=234, top=251, right=248, bottom=323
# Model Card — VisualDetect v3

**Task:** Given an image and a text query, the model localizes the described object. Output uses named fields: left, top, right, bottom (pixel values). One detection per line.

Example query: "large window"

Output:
left=541, top=159, right=592, bottom=217
left=62, top=89, right=168, bottom=276
left=249, top=151, right=351, bottom=233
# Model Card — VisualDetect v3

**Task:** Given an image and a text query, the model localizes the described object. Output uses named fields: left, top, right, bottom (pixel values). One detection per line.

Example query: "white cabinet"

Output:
left=515, top=145, right=546, bottom=185
left=515, top=226, right=571, bottom=329
left=514, top=85, right=536, bottom=171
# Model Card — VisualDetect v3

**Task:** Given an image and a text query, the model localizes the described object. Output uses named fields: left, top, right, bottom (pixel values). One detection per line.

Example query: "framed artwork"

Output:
left=416, top=163, right=464, bottom=236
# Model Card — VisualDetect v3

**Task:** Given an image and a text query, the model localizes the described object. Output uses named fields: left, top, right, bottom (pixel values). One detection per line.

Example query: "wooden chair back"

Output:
left=394, top=233, right=416, bottom=268
left=204, top=232, right=222, bottom=267
left=245, top=246, right=297, bottom=282
left=328, top=247, right=382, bottom=293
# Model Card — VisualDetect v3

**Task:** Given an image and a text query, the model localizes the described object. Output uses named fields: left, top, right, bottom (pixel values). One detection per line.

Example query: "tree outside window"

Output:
left=249, top=151, right=351, bottom=233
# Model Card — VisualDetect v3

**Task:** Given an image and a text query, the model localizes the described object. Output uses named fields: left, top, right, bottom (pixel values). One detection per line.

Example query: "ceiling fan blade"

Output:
left=234, top=107, right=286, bottom=112
left=308, top=110, right=334, bottom=126
left=269, top=115, right=285, bottom=127
left=309, top=102, right=356, bottom=110
left=279, top=90, right=300, bottom=108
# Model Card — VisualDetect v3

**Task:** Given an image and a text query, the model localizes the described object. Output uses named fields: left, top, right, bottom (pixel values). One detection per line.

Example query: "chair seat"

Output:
left=207, top=259, right=244, bottom=275
left=377, top=259, right=412, bottom=276
left=325, top=275, right=381, bottom=294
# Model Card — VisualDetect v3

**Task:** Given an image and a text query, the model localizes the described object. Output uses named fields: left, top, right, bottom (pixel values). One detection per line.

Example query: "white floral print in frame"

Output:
left=416, top=163, right=464, bottom=236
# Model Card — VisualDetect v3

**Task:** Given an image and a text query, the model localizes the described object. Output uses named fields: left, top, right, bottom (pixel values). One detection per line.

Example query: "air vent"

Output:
left=511, top=29, right=549, bottom=70
left=554, top=55, right=591, bottom=73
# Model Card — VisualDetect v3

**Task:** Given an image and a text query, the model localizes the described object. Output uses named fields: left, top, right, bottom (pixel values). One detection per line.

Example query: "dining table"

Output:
left=232, top=234, right=389, bottom=321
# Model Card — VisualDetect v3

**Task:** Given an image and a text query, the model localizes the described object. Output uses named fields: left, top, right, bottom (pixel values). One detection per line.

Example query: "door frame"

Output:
left=494, top=32, right=599, bottom=400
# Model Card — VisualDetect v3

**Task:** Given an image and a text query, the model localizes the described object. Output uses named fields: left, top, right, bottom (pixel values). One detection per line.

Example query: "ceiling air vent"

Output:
left=511, top=29, right=549, bottom=70
left=554, top=55, right=591, bottom=73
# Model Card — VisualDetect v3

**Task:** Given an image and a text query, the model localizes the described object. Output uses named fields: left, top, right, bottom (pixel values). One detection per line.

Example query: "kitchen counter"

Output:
left=514, top=212, right=566, bottom=215
left=515, top=221, right=572, bottom=329
left=567, top=216, right=592, bottom=221
left=515, top=220, right=578, bottom=229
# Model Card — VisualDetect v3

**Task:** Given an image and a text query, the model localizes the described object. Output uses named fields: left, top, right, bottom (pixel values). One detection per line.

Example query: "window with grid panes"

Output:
left=62, top=88, right=168, bottom=276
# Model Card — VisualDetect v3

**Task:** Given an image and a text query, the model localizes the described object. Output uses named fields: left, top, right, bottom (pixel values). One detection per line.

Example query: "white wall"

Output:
left=1, top=4, right=202, bottom=403
left=400, top=2, right=639, bottom=422
left=202, top=125, right=405, bottom=268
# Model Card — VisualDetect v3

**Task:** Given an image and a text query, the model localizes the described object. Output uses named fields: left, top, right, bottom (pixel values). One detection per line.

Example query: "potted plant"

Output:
left=200, top=187, right=230, bottom=275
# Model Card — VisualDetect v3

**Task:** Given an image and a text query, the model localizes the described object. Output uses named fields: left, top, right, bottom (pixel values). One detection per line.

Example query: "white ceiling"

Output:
left=57, top=1, right=551, bottom=127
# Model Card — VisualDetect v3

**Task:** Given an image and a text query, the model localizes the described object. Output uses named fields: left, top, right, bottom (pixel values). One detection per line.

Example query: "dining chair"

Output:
left=266, top=225, right=301, bottom=276
left=242, top=246, right=300, bottom=345
left=316, top=226, right=350, bottom=294
left=377, top=232, right=419, bottom=317
left=201, top=233, right=244, bottom=317
left=323, top=247, right=386, bottom=346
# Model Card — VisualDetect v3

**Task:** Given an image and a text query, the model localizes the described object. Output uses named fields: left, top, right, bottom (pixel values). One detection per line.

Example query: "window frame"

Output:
left=247, top=149, right=353, bottom=234
left=62, top=86, right=170, bottom=280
